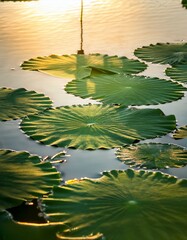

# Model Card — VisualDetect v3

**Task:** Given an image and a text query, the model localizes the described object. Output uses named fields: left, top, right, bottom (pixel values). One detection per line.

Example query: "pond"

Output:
left=1, top=0, right=187, bottom=238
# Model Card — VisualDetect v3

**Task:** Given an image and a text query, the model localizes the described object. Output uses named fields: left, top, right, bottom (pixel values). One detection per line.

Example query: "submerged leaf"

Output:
left=65, top=74, right=186, bottom=106
left=0, top=211, right=64, bottom=240
left=0, top=149, right=61, bottom=211
left=166, top=63, right=187, bottom=83
left=43, top=169, right=187, bottom=240
left=20, top=104, right=176, bottom=150
left=0, top=88, right=52, bottom=121
left=21, top=54, right=147, bottom=79
left=134, top=43, right=187, bottom=65
left=173, top=125, right=187, bottom=139
left=116, top=143, right=187, bottom=169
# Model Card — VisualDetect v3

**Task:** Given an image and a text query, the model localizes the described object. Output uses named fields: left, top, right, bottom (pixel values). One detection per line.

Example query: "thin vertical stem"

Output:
left=78, top=0, right=84, bottom=54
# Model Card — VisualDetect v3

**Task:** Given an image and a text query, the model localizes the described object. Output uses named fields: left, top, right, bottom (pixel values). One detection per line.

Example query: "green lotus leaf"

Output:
left=0, top=88, right=52, bottom=121
left=20, top=104, right=176, bottom=150
left=134, top=43, right=187, bottom=65
left=43, top=169, right=187, bottom=240
left=173, top=125, right=187, bottom=139
left=0, top=149, right=61, bottom=211
left=0, top=211, right=64, bottom=240
left=21, top=54, right=147, bottom=79
left=166, top=63, right=187, bottom=83
left=0, top=211, right=103, bottom=240
left=116, top=143, right=187, bottom=169
left=182, top=0, right=187, bottom=8
left=65, top=74, right=186, bottom=106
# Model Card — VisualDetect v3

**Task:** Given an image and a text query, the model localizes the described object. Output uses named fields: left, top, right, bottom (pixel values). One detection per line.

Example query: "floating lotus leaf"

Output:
left=20, top=104, right=176, bottom=150
left=0, top=149, right=61, bottom=211
left=0, top=88, right=52, bottom=121
left=0, top=211, right=64, bottom=240
left=182, top=0, right=187, bottom=8
left=173, top=125, right=187, bottom=139
left=116, top=143, right=187, bottom=169
left=134, top=43, right=187, bottom=65
left=65, top=74, right=186, bottom=106
left=0, top=211, right=102, bottom=240
left=166, top=63, right=187, bottom=83
left=21, top=54, right=147, bottom=79
left=43, top=169, right=187, bottom=240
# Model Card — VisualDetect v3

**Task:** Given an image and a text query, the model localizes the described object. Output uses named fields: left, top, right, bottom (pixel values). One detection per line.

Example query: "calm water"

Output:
left=0, top=0, right=187, bottom=180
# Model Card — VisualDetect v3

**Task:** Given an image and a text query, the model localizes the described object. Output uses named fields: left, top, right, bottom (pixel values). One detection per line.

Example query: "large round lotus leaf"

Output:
left=116, top=143, right=187, bottom=169
left=134, top=43, right=187, bottom=65
left=166, top=63, right=187, bottom=83
left=0, top=149, right=61, bottom=211
left=173, top=125, right=187, bottom=139
left=182, top=0, right=187, bottom=8
left=20, top=104, right=176, bottom=150
left=0, top=211, right=64, bottom=240
left=0, top=88, right=52, bottom=121
left=21, top=54, right=147, bottom=79
left=43, top=169, right=187, bottom=240
left=65, top=74, right=186, bottom=106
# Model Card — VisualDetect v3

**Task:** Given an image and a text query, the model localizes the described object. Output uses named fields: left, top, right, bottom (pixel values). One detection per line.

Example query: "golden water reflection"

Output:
left=27, top=0, right=95, bottom=15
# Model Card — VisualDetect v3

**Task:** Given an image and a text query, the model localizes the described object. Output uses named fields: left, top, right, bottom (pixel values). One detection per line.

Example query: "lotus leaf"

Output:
left=0, top=88, right=52, bottom=121
left=0, top=211, right=102, bottom=240
left=173, top=125, right=187, bottom=139
left=134, top=43, right=187, bottom=65
left=20, top=104, right=176, bottom=150
left=65, top=74, right=186, bottom=106
left=166, top=63, right=187, bottom=83
left=21, top=54, right=147, bottom=79
left=116, top=143, right=187, bottom=169
left=182, top=0, right=187, bottom=8
left=43, top=169, right=187, bottom=240
left=0, top=149, right=61, bottom=211
left=0, top=211, right=64, bottom=240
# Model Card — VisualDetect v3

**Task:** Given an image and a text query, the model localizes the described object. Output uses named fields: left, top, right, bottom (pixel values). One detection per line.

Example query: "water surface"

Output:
left=0, top=0, right=187, bottom=180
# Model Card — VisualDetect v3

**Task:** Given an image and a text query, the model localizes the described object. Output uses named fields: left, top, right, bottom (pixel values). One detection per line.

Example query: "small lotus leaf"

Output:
left=21, top=54, right=147, bottom=79
left=134, top=43, right=187, bottom=65
left=182, top=0, right=187, bottom=8
left=0, top=88, right=52, bottom=121
left=173, top=125, right=187, bottom=139
left=116, top=143, right=187, bottom=169
left=0, top=149, right=61, bottom=211
left=43, top=169, right=187, bottom=240
left=65, top=74, right=186, bottom=106
left=166, top=63, right=187, bottom=83
left=20, top=104, right=176, bottom=150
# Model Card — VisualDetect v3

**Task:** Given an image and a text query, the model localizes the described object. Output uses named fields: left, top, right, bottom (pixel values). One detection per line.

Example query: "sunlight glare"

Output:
left=34, top=0, right=93, bottom=15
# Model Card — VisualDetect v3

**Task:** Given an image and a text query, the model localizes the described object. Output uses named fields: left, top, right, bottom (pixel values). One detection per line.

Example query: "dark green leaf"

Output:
left=166, top=63, right=187, bottom=83
left=134, top=43, right=187, bottom=65
left=65, top=74, right=186, bottom=106
left=116, top=143, right=187, bottom=169
left=43, top=169, right=187, bottom=240
left=0, top=88, right=52, bottom=121
left=21, top=104, right=176, bottom=149
left=0, top=149, right=61, bottom=211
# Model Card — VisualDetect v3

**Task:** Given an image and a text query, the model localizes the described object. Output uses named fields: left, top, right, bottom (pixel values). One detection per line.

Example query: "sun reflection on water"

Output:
left=28, top=0, right=94, bottom=15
